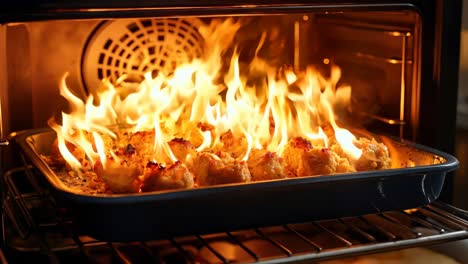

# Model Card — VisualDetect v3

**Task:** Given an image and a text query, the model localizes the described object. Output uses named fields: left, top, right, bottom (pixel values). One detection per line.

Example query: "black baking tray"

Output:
left=14, top=128, right=459, bottom=242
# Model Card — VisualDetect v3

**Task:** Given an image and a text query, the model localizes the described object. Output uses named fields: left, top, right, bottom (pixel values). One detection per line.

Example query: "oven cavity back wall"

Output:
left=1, top=10, right=420, bottom=143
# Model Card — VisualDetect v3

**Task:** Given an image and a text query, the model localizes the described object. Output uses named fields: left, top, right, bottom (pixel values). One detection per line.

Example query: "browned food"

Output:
left=45, top=139, right=108, bottom=193
left=175, top=122, right=209, bottom=148
left=46, top=128, right=393, bottom=194
left=247, top=149, right=287, bottom=181
left=192, top=152, right=251, bottom=186
left=353, top=137, right=391, bottom=171
left=141, top=161, right=194, bottom=192
left=282, top=137, right=354, bottom=177
left=49, top=169, right=110, bottom=194
left=81, top=171, right=110, bottom=193
left=93, top=156, right=143, bottom=193
left=216, top=130, right=248, bottom=159
left=168, top=138, right=196, bottom=162
left=127, top=130, right=157, bottom=162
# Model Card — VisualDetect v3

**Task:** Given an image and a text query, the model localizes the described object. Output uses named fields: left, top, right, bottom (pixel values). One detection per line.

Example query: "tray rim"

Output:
left=13, top=127, right=460, bottom=203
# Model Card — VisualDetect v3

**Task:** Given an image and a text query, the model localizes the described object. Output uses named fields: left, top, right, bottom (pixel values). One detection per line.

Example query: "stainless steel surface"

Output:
left=3, top=166, right=468, bottom=263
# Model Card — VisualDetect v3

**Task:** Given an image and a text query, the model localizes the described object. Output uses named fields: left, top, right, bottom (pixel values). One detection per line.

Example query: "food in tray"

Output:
left=141, top=161, right=194, bottom=192
left=43, top=127, right=390, bottom=194
left=44, top=18, right=392, bottom=194
left=282, top=137, right=355, bottom=176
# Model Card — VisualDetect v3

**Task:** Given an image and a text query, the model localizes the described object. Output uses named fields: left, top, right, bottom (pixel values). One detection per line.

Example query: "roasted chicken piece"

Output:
left=176, top=122, right=213, bottom=148
left=127, top=130, right=156, bottom=161
left=192, top=152, right=251, bottom=186
left=115, top=143, right=137, bottom=156
left=216, top=130, right=248, bottom=159
left=331, top=137, right=391, bottom=171
left=168, top=138, right=197, bottom=162
left=247, top=149, right=287, bottom=181
left=93, top=155, right=143, bottom=193
left=141, top=161, right=194, bottom=192
left=282, top=137, right=354, bottom=177
left=353, top=137, right=391, bottom=171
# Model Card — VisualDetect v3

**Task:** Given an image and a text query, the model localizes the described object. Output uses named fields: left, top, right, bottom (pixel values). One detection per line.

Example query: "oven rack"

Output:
left=3, top=166, right=468, bottom=263
left=315, top=15, right=415, bottom=123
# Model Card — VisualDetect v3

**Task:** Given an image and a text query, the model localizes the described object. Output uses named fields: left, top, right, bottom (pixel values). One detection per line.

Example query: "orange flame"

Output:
left=50, top=18, right=363, bottom=170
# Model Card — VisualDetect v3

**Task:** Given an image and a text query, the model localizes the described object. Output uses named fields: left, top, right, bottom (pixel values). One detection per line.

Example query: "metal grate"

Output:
left=3, top=166, right=468, bottom=263
left=81, top=17, right=204, bottom=92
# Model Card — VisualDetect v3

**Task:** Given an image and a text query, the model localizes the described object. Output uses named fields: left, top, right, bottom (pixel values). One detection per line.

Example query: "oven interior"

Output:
left=1, top=6, right=468, bottom=264
left=0, top=10, right=420, bottom=141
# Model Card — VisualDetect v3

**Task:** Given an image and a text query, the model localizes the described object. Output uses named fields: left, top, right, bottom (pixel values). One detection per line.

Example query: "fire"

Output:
left=49, top=18, right=363, bottom=172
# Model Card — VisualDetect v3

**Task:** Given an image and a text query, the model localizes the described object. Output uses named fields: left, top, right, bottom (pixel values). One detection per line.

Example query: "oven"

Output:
left=1, top=0, right=468, bottom=263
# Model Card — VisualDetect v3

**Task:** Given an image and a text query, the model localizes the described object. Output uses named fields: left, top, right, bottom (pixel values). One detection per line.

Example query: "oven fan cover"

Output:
left=81, top=18, right=204, bottom=92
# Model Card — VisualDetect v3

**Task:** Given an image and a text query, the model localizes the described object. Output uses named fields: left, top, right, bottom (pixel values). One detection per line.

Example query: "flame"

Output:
left=50, top=18, right=363, bottom=171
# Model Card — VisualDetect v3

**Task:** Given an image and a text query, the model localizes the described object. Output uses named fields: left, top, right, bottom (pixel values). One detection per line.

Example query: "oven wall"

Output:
left=2, top=21, right=97, bottom=134
left=0, top=26, right=8, bottom=141
left=0, top=11, right=420, bottom=137
left=313, top=11, right=419, bottom=139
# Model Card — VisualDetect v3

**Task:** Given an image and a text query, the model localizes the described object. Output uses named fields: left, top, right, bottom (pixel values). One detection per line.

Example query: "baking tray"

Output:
left=14, top=128, right=459, bottom=242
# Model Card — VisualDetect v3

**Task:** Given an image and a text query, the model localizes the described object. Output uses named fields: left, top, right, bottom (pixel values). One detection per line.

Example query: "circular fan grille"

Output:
left=82, top=18, right=204, bottom=91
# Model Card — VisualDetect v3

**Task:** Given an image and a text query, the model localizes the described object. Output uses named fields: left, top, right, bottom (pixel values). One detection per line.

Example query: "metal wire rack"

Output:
left=2, top=166, right=468, bottom=264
